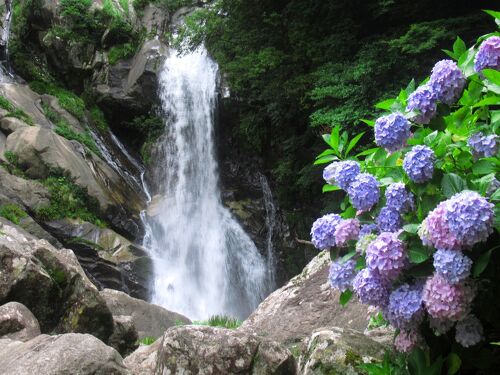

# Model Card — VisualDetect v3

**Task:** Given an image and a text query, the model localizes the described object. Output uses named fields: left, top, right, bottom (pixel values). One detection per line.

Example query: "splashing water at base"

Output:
left=143, top=47, right=270, bottom=320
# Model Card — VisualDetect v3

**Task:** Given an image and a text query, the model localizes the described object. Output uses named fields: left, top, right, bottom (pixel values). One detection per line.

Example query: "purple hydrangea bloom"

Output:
left=374, top=112, right=411, bottom=152
left=386, top=284, right=424, bottom=330
left=429, top=59, right=466, bottom=105
left=474, top=36, right=500, bottom=72
left=334, top=219, right=360, bottom=247
left=406, top=85, right=437, bottom=124
left=420, top=202, right=462, bottom=250
left=366, top=232, right=407, bottom=280
left=310, top=213, right=342, bottom=250
left=385, top=183, right=414, bottom=213
left=359, top=224, right=379, bottom=238
left=329, top=259, right=357, bottom=292
left=403, top=145, right=435, bottom=183
left=445, top=191, right=494, bottom=248
left=356, top=233, right=377, bottom=254
left=394, top=330, right=423, bottom=353
left=323, top=162, right=338, bottom=185
left=433, top=249, right=472, bottom=284
left=429, top=316, right=455, bottom=336
left=332, top=160, right=361, bottom=190
left=376, top=207, right=403, bottom=232
left=347, top=173, right=380, bottom=212
left=422, top=274, right=472, bottom=321
left=455, top=315, right=484, bottom=347
left=353, top=268, right=390, bottom=307
left=468, top=132, right=499, bottom=159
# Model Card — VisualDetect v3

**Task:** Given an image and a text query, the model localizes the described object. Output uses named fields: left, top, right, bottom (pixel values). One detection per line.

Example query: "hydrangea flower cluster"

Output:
left=359, top=224, right=379, bottom=238
left=328, top=259, right=357, bottom=292
left=394, top=330, right=422, bottom=353
left=474, top=36, right=500, bottom=72
left=455, top=315, right=484, bottom=348
left=352, top=268, right=390, bottom=307
left=366, top=232, right=407, bottom=280
left=403, top=145, right=435, bottom=183
left=347, top=173, right=380, bottom=211
left=356, top=233, right=377, bottom=254
left=334, top=219, right=360, bottom=246
left=433, top=249, right=472, bottom=284
left=419, top=202, right=462, bottom=250
left=374, top=112, right=411, bottom=152
left=310, top=213, right=341, bottom=249
left=386, top=284, right=424, bottom=329
left=322, top=162, right=338, bottom=185
left=429, top=59, right=466, bottom=105
left=406, top=85, right=437, bottom=124
left=385, top=183, right=414, bottom=213
left=376, top=207, right=402, bottom=232
left=467, top=132, right=499, bottom=159
left=429, top=316, right=455, bottom=336
left=331, top=160, right=361, bottom=190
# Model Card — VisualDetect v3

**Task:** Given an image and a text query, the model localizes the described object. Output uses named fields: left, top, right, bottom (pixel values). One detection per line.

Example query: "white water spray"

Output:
left=143, top=48, right=271, bottom=320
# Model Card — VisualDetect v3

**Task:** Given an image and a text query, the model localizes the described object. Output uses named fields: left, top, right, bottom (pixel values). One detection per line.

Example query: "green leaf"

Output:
left=314, top=155, right=337, bottom=165
left=375, top=98, right=396, bottom=110
left=316, top=149, right=337, bottom=159
left=341, top=250, right=356, bottom=263
left=360, top=119, right=374, bottom=127
left=472, top=159, right=496, bottom=175
left=472, top=249, right=493, bottom=277
left=453, top=37, right=467, bottom=59
left=404, top=224, right=420, bottom=234
left=441, top=173, right=468, bottom=198
left=483, top=9, right=500, bottom=21
left=345, top=132, right=365, bottom=157
left=482, top=69, right=500, bottom=85
left=323, top=184, right=341, bottom=193
left=472, top=95, right=500, bottom=108
left=355, top=256, right=366, bottom=270
left=408, top=246, right=431, bottom=264
left=356, top=147, right=378, bottom=157
left=446, top=353, right=461, bottom=375
left=339, top=290, right=353, bottom=306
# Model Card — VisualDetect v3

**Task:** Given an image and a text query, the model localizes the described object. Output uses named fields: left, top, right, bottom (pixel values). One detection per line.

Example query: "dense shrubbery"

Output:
left=0, top=204, right=28, bottom=225
left=311, top=13, right=500, bottom=374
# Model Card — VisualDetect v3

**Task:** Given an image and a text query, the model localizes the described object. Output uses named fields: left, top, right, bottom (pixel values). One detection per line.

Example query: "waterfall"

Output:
left=0, top=0, right=13, bottom=82
left=142, top=47, right=270, bottom=320
left=260, top=174, right=277, bottom=288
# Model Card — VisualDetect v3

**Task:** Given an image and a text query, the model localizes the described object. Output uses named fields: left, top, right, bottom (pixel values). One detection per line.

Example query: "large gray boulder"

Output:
left=100, top=288, right=191, bottom=339
left=0, top=84, right=52, bottom=128
left=0, top=221, right=114, bottom=342
left=0, top=167, right=51, bottom=211
left=0, top=333, right=130, bottom=375
left=241, top=251, right=370, bottom=346
left=0, top=302, right=40, bottom=341
left=124, top=340, right=160, bottom=375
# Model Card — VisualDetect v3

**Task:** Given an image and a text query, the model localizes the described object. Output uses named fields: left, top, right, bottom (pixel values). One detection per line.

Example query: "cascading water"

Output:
left=0, top=0, right=13, bottom=82
left=142, top=47, right=271, bottom=320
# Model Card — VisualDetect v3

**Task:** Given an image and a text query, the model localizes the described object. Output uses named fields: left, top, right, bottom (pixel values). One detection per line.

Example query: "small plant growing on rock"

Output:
left=311, top=10, right=500, bottom=374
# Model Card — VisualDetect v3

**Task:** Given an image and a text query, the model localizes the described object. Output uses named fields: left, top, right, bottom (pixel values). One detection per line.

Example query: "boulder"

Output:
left=100, top=288, right=191, bottom=339
left=0, top=221, right=114, bottom=342
left=0, top=117, right=29, bottom=135
left=298, top=328, right=386, bottom=375
left=0, top=167, right=51, bottom=211
left=124, top=339, right=160, bottom=375
left=108, top=315, right=139, bottom=357
left=153, top=326, right=296, bottom=374
left=241, top=250, right=370, bottom=346
left=0, top=302, right=41, bottom=341
left=0, top=333, right=130, bottom=375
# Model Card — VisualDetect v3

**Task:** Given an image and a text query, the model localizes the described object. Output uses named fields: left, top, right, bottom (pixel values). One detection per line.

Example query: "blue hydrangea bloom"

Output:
left=445, top=191, right=494, bottom=248
left=385, top=183, right=414, bottom=213
left=433, top=249, right=472, bottom=284
left=329, top=259, right=357, bottom=292
left=455, top=315, right=484, bottom=347
left=323, top=162, right=338, bottom=185
left=335, top=219, right=360, bottom=246
left=386, top=284, right=424, bottom=330
left=359, top=224, right=379, bottom=238
left=333, top=160, right=361, bottom=190
left=375, top=112, right=411, bottom=152
left=311, top=213, right=342, bottom=250
left=474, top=36, right=500, bottom=73
left=352, top=268, right=390, bottom=307
left=347, top=173, right=380, bottom=212
left=429, top=60, right=466, bottom=105
left=376, top=207, right=403, bottom=232
left=366, top=232, right=407, bottom=280
left=403, top=145, right=435, bottom=183
left=406, top=85, right=437, bottom=124
left=467, top=132, right=499, bottom=159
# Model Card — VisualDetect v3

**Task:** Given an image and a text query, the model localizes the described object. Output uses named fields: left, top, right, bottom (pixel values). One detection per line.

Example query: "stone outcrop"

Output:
left=124, top=340, right=160, bottom=375
left=0, top=333, right=130, bottom=375
left=0, top=302, right=41, bottom=342
left=108, top=315, right=139, bottom=357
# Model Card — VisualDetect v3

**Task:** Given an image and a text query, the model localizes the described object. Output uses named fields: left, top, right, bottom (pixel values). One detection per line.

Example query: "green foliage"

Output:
left=0, top=204, right=28, bottom=225
left=36, top=175, right=105, bottom=227
left=2, top=151, right=25, bottom=177
left=192, top=315, right=242, bottom=329
left=123, top=114, right=164, bottom=163
left=108, top=43, right=137, bottom=65
left=136, top=336, right=157, bottom=345
left=133, top=0, right=195, bottom=12
left=89, top=107, right=109, bottom=132
left=30, top=81, right=86, bottom=120
left=0, top=96, right=34, bottom=125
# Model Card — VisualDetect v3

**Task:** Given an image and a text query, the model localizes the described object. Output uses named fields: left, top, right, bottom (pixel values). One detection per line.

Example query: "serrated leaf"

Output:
left=323, top=184, right=340, bottom=193
left=408, top=246, right=431, bottom=264
left=472, top=159, right=496, bottom=175
left=441, top=173, right=468, bottom=198
left=339, top=290, right=353, bottom=306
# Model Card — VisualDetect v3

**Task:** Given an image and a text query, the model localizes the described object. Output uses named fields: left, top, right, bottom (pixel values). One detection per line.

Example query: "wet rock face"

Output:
left=0, top=302, right=41, bottom=342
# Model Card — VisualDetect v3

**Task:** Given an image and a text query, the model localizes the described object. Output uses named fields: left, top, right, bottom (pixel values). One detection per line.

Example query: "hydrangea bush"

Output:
left=312, top=13, right=500, bottom=373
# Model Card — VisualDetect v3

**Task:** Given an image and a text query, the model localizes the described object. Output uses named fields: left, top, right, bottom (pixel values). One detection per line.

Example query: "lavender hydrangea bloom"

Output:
left=394, top=330, right=422, bottom=353
left=468, top=132, right=499, bottom=159
left=366, top=232, right=407, bottom=280
left=455, top=315, right=484, bottom=347
left=406, top=85, right=437, bottom=124
left=310, top=213, right=342, bottom=250
left=329, top=259, right=357, bottom=292
left=445, top=190, right=494, bottom=248
left=356, top=233, right=377, bottom=254
left=420, top=202, right=461, bottom=250
left=332, top=160, right=361, bottom=190
left=352, top=268, right=390, bottom=307
left=347, top=173, right=380, bottom=212
left=376, top=207, right=403, bottom=232
left=433, top=249, right=472, bottom=284
left=386, top=284, right=424, bottom=330
left=374, top=112, right=411, bottom=152
left=403, top=145, right=435, bottom=183
left=422, top=274, right=472, bottom=321
left=334, top=219, right=360, bottom=246
left=429, top=317, right=455, bottom=336
left=385, top=183, right=414, bottom=213
left=429, top=60, right=466, bottom=105
left=474, top=36, right=500, bottom=72
left=323, top=162, right=338, bottom=185
left=359, top=224, right=379, bottom=238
